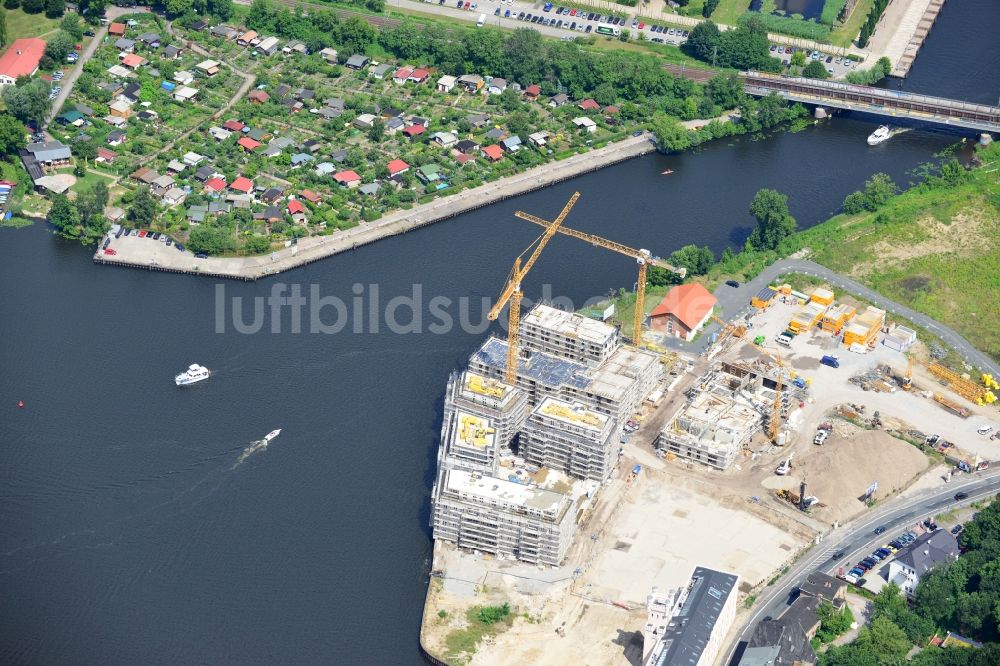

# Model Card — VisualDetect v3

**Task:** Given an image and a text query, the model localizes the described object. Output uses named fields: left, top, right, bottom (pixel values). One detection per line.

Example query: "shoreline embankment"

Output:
left=93, top=134, right=658, bottom=281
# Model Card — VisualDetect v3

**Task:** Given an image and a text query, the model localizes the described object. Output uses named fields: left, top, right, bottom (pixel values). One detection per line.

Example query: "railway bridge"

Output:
left=743, top=72, right=1000, bottom=134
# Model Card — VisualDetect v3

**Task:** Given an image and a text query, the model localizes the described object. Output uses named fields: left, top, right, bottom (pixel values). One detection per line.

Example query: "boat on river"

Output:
left=175, top=364, right=211, bottom=386
left=867, top=125, right=892, bottom=146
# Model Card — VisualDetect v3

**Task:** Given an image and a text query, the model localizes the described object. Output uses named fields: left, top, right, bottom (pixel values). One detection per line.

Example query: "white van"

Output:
left=477, top=13, right=487, bottom=27
left=776, top=333, right=793, bottom=346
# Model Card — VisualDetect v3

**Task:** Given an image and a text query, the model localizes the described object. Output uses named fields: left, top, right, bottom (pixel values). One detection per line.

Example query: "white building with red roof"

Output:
left=0, top=39, right=46, bottom=86
left=648, top=283, right=717, bottom=341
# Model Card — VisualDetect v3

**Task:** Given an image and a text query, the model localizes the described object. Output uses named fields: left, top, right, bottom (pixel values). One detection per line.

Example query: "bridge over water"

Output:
left=743, top=72, right=1000, bottom=134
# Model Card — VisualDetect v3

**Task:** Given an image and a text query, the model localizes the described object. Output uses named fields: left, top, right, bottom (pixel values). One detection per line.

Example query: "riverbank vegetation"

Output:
left=820, top=497, right=1000, bottom=664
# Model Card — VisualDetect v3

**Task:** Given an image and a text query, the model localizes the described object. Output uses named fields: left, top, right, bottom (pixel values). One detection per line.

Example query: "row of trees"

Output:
left=165, top=0, right=233, bottom=21
left=4, top=0, right=68, bottom=19
left=845, top=56, right=892, bottom=85
left=684, top=18, right=782, bottom=72
left=858, top=0, right=891, bottom=48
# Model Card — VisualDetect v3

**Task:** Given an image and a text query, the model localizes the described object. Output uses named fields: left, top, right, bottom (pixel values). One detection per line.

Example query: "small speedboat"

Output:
left=263, top=429, right=281, bottom=443
left=867, top=125, right=891, bottom=146
left=661, top=169, right=674, bottom=175
left=175, top=364, right=211, bottom=386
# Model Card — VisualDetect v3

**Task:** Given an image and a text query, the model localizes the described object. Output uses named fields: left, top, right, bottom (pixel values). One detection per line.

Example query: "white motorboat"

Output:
left=175, top=363, right=211, bottom=386
left=867, top=125, right=891, bottom=146
left=263, top=429, right=281, bottom=443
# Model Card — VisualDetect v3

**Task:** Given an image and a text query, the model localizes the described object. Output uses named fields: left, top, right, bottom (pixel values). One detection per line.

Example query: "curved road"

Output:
left=723, top=470, right=1000, bottom=665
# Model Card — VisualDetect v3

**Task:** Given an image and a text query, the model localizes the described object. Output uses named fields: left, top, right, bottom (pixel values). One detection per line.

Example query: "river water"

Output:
left=1, top=3, right=997, bottom=663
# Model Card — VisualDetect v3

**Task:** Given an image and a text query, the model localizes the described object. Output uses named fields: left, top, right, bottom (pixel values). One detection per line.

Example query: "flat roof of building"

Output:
left=535, top=397, right=608, bottom=431
left=523, top=304, right=617, bottom=347
left=446, top=469, right=568, bottom=514
left=473, top=337, right=591, bottom=390
left=652, top=566, right=739, bottom=666
left=588, top=345, right=659, bottom=402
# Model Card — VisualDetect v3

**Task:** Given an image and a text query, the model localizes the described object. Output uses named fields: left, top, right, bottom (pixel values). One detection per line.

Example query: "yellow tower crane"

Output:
left=488, top=192, right=580, bottom=384
left=512, top=212, right=686, bottom=344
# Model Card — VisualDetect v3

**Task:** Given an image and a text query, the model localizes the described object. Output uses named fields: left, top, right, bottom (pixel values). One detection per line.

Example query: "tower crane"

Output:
left=488, top=192, right=580, bottom=384
left=512, top=212, right=686, bottom=345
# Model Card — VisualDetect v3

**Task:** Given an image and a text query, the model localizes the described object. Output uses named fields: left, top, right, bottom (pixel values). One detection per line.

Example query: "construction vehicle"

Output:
left=512, top=209, right=686, bottom=344
left=775, top=454, right=793, bottom=475
left=488, top=193, right=579, bottom=383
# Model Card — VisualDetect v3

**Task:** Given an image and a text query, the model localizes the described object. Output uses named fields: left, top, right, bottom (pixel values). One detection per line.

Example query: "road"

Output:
left=723, top=470, right=1000, bottom=665
left=670, top=258, right=1000, bottom=377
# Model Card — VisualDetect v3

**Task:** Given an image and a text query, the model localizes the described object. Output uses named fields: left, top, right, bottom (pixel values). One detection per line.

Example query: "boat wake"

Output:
left=232, top=439, right=269, bottom=469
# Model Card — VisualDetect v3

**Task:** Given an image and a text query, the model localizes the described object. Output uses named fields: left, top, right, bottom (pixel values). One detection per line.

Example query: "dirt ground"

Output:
left=762, top=426, right=931, bottom=524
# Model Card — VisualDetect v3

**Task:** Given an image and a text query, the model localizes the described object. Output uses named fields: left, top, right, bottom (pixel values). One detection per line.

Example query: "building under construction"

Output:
left=521, top=397, right=617, bottom=482
left=656, top=357, right=794, bottom=470
left=519, top=304, right=620, bottom=367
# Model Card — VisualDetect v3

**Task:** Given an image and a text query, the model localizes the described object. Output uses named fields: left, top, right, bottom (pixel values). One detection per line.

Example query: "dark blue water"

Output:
left=1, top=2, right=996, bottom=663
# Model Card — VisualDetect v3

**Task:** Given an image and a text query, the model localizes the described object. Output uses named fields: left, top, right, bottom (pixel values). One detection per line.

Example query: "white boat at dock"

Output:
left=175, top=363, right=211, bottom=386
left=867, top=125, right=892, bottom=146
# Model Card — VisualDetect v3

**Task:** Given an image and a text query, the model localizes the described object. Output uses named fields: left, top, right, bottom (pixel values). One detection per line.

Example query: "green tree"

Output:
left=684, top=21, right=720, bottom=62
left=748, top=188, right=796, bottom=250
left=2, top=78, right=52, bottom=126
left=48, top=193, right=80, bottom=232
left=44, top=31, right=75, bottom=63
left=337, top=16, right=376, bottom=54
left=791, top=50, right=807, bottom=67
left=0, top=9, right=7, bottom=48
left=367, top=119, right=384, bottom=143
left=60, top=12, right=84, bottom=40
left=21, top=0, right=44, bottom=13
left=842, top=190, right=867, bottom=214
left=77, top=180, right=108, bottom=227
left=649, top=113, right=690, bottom=154
left=816, top=600, right=854, bottom=643
left=209, top=0, right=233, bottom=20
left=45, top=0, right=65, bottom=18
left=165, top=0, right=193, bottom=17
left=188, top=224, right=236, bottom=255
left=669, top=244, right=715, bottom=276
left=0, top=113, right=26, bottom=159
left=862, top=172, right=897, bottom=210
left=702, top=0, right=720, bottom=17
left=242, top=234, right=271, bottom=254
left=477, top=602, right=510, bottom=625
left=705, top=74, right=744, bottom=109
left=72, top=138, right=98, bottom=163
left=803, top=60, right=830, bottom=79
left=128, top=187, right=159, bottom=227
left=3, top=0, right=18, bottom=9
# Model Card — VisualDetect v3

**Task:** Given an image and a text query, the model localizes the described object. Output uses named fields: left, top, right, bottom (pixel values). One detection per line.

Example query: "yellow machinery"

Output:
left=541, top=402, right=604, bottom=427
left=927, top=362, right=997, bottom=405
left=488, top=193, right=580, bottom=384
left=458, top=415, right=496, bottom=447
left=513, top=211, right=686, bottom=344
left=466, top=373, right=507, bottom=398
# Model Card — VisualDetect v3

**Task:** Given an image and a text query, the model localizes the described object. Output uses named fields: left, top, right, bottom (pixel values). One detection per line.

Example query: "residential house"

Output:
left=108, top=22, right=126, bottom=37
left=189, top=19, right=208, bottom=31
left=393, top=67, right=413, bottom=85
left=96, top=147, right=116, bottom=164
left=333, top=170, right=361, bottom=188
left=454, top=139, right=479, bottom=155
left=187, top=205, right=208, bottom=223
left=416, top=163, right=441, bottom=183
left=648, top=283, right=717, bottom=341
left=260, top=187, right=285, bottom=203
left=107, top=130, right=126, bottom=146
left=57, top=110, right=84, bottom=126
left=549, top=92, right=569, bottom=107
left=408, top=68, right=430, bottom=84
left=572, top=116, right=597, bottom=133
left=387, top=159, right=410, bottom=177
left=223, top=119, right=245, bottom=132
left=353, top=113, right=376, bottom=129
left=248, top=89, right=270, bottom=104
left=114, top=38, right=136, bottom=52
left=120, top=54, right=147, bottom=70
left=109, top=100, right=132, bottom=119
left=162, top=187, right=186, bottom=206
left=163, top=45, right=182, bottom=59
left=481, top=144, right=503, bottom=161
left=274, top=84, right=292, bottom=98
left=458, top=74, right=483, bottom=93
left=137, top=110, right=158, bottom=123
left=229, top=176, right=253, bottom=194
left=120, top=82, right=141, bottom=102
left=150, top=174, right=176, bottom=195
left=291, top=153, right=313, bottom=168
left=173, top=86, right=198, bottom=102
left=194, top=165, right=216, bottom=181
left=196, top=59, right=220, bottom=76
left=174, top=70, right=194, bottom=85
left=528, top=131, right=549, bottom=147
left=226, top=193, right=253, bottom=209
left=411, top=116, right=429, bottom=127
left=317, top=106, right=341, bottom=120
left=247, top=128, right=270, bottom=142
left=402, top=124, right=426, bottom=139
left=345, top=54, right=369, bottom=70
left=523, top=84, right=541, bottom=100
left=487, top=77, right=507, bottom=95
left=23, top=141, right=72, bottom=167
left=209, top=126, right=232, bottom=141
left=433, top=132, right=458, bottom=148
left=287, top=199, right=307, bottom=223
left=739, top=617, right=817, bottom=666
left=106, top=64, right=132, bottom=79
left=238, top=137, right=262, bottom=151
left=385, top=117, right=404, bottom=135
left=359, top=182, right=380, bottom=198
left=325, top=97, right=345, bottom=112
left=381, top=107, right=403, bottom=120
left=888, top=531, right=959, bottom=599
left=138, top=33, right=161, bottom=48
left=208, top=202, right=231, bottom=216
left=283, top=40, right=307, bottom=55
left=604, top=105, right=620, bottom=116
left=295, top=88, right=315, bottom=102
left=370, top=63, right=391, bottom=79
left=467, top=113, right=490, bottom=129
left=484, top=127, right=505, bottom=141
left=315, top=162, right=336, bottom=176
left=237, top=30, right=259, bottom=47
left=578, top=98, right=600, bottom=111
left=319, top=47, right=338, bottom=63
left=436, top=75, right=456, bottom=93
left=799, top=573, right=847, bottom=608
left=204, top=176, right=226, bottom=193
left=0, top=38, right=45, bottom=86
left=329, top=149, right=348, bottom=163
left=104, top=206, right=126, bottom=223
left=167, top=159, right=186, bottom=173
left=300, top=189, right=322, bottom=204
left=253, top=206, right=283, bottom=223
left=500, top=135, right=522, bottom=152
left=256, top=37, right=280, bottom=56
left=211, top=25, right=238, bottom=40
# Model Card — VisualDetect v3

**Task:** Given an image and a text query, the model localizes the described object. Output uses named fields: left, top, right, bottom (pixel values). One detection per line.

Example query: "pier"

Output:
left=94, top=134, right=656, bottom=281
left=892, top=0, right=947, bottom=78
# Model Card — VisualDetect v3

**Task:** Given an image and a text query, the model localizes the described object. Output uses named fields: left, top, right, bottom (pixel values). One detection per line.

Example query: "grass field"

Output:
left=828, top=0, right=874, bottom=47
left=4, top=8, right=61, bottom=41
left=678, top=0, right=872, bottom=47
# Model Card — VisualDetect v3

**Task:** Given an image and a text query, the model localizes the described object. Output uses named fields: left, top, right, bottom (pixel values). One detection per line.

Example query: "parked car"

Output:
left=951, top=523, right=964, bottom=535
left=104, top=248, right=117, bottom=255
left=194, top=252, right=208, bottom=259
left=725, top=279, right=740, bottom=288
left=820, top=355, right=840, bottom=368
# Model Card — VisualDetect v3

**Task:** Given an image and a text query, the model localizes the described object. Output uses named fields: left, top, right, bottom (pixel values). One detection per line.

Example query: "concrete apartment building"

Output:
left=521, top=397, right=617, bottom=482
left=519, top=304, right=620, bottom=366
left=656, top=388, right=761, bottom=470
left=643, top=567, right=740, bottom=666
left=431, top=468, right=578, bottom=566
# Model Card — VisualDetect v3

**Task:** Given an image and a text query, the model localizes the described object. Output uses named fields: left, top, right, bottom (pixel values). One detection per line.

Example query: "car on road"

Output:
left=831, top=550, right=846, bottom=561
left=543, top=2, right=552, bottom=10
left=951, top=524, right=964, bottom=535
left=820, top=355, right=840, bottom=368
left=84, top=30, right=95, bottom=36
left=977, top=425, right=994, bottom=435
left=194, top=252, right=208, bottom=259
left=955, top=492, right=969, bottom=500
left=848, top=567, right=864, bottom=577
left=725, top=279, right=740, bottom=288
left=874, top=525, right=887, bottom=535
left=813, top=430, right=829, bottom=445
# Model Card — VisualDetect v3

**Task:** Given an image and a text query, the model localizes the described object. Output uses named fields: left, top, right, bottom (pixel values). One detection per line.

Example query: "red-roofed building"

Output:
left=387, top=159, right=410, bottom=176
left=287, top=199, right=305, bottom=214
left=109, top=23, right=127, bottom=37
left=120, top=53, right=147, bottom=70
left=0, top=39, right=46, bottom=85
left=648, top=283, right=717, bottom=341
left=393, top=67, right=413, bottom=84
left=578, top=98, right=600, bottom=111
left=455, top=153, right=475, bottom=165
left=230, top=176, right=253, bottom=193
left=205, top=177, right=226, bottom=192
left=333, top=170, right=361, bottom=188
left=301, top=189, right=321, bottom=203
left=402, top=124, right=425, bottom=139
left=524, top=84, right=541, bottom=100
left=248, top=89, right=270, bottom=104
left=481, top=144, right=503, bottom=161
left=96, top=147, right=117, bottom=163
left=604, top=105, right=620, bottom=115
left=238, top=136, right=261, bottom=151
left=408, top=68, right=430, bottom=83
left=222, top=119, right=245, bottom=132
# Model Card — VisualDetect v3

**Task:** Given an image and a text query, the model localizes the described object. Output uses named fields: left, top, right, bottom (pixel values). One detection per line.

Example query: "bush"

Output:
left=819, top=0, right=846, bottom=26
left=802, top=60, right=830, bottom=79
left=739, top=12, right=831, bottom=41
left=477, top=603, right=511, bottom=626
left=703, top=0, right=720, bottom=18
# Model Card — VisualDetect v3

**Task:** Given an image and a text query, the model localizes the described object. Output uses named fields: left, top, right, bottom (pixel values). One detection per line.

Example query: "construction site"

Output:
left=420, top=195, right=1000, bottom=666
